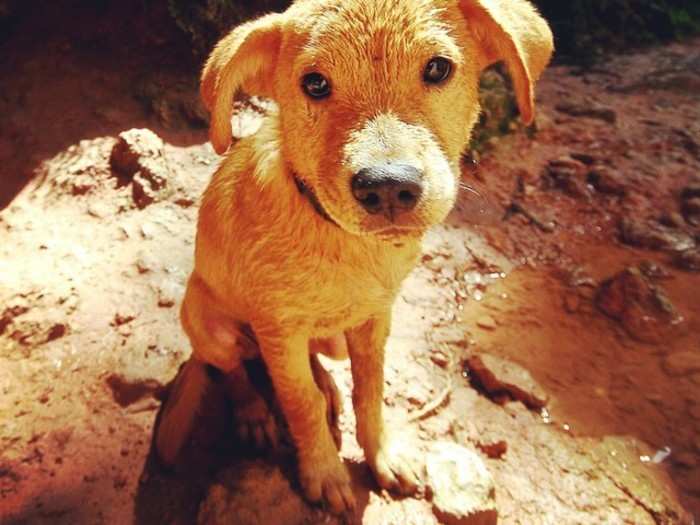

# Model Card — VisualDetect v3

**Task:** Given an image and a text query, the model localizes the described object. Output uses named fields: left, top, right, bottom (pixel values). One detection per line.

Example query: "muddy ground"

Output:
left=1, top=6, right=699, bottom=525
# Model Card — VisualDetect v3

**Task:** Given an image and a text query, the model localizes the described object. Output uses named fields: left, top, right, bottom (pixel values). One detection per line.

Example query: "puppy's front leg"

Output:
left=347, top=314, right=421, bottom=495
left=258, top=331, right=355, bottom=514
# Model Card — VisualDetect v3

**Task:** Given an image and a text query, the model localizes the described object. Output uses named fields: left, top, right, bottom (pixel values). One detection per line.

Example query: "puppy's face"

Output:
left=203, top=0, right=552, bottom=239
left=275, top=0, right=479, bottom=238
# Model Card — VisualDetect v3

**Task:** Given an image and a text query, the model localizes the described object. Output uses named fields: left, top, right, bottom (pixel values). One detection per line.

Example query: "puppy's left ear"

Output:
left=200, top=13, right=285, bottom=154
left=460, top=0, right=554, bottom=125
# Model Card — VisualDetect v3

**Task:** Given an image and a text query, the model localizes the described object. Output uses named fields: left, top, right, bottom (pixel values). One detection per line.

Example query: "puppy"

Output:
left=155, top=0, right=552, bottom=514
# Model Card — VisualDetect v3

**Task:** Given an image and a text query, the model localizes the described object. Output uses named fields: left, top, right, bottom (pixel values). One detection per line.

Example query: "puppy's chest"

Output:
left=287, top=249, right=413, bottom=333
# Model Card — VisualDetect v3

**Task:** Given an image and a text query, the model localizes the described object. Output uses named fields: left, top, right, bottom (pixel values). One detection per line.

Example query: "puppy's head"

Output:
left=203, top=0, right=553, bottom=238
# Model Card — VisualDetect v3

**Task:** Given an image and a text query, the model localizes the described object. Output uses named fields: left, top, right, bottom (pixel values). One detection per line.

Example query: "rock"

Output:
left=674, top=248, right=700, bottom=272
left=681, top=184, right=700, bottom=201
left=569, top=152, right=596, bottom=165
left=658, top=211, right=686, bottom=229
left=475, top=315, right=497, bottom=330
left=544, top=157, right=591, bottom=199
left=587, top=167, right=627, bottom=196
left=112, top=312, right=136, bottom=327
left=132, top=173, right=160, bottom=209
left=662, top=351, right=700, bottom=377
left=555, top=102, right=617, bottom=124
left=46, top=323, right=67, bottom=342
left=595, top=267, right=682, bottom=343
left=476, top=440, right=508, bottom=459
left=87, top=201, right=112, bottom=219
left=465, top=354, right=548, bottom=409
left=110, top=129, right=172, bottom=209
left=156, top=281, right=183, bottom=308
left=426, top=441, right=497, bottom=525
left=619, top=218, right=695, bottom=252
left=682, top=197, right=700, bottom=225
left=197, top=461, right=335, bottom=525
left=638, top=260, right=671, bottom=280
left=104, top=373, right=163, bottom=408
left=0, top=298, right=30, bottom=335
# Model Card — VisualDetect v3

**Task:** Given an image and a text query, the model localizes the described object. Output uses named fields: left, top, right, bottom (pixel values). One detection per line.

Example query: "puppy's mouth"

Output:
left=370, top=225, right=423, bottom=239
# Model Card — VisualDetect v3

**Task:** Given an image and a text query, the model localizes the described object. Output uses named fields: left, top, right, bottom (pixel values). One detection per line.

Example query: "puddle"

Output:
left=460, top=244, right=700, bottom=514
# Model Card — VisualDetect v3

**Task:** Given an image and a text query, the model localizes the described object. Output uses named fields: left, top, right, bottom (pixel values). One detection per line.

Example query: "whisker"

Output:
left=459, top=183, right=482, bottom=197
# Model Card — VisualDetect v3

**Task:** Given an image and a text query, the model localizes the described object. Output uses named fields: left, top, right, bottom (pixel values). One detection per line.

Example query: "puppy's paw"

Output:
left=367, top=435, right=422, bottom=496
left=233, top=396, right=279, bottom=450
left=299, top=452, right=355, bottom=514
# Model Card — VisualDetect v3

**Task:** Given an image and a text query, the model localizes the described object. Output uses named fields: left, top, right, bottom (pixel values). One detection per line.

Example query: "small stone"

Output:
left=476, top=440, right=508, bottom=459
left=638, top=260, right=671, bottom=280
left=46, top=323, right=67, bottom=342
left=569, top=152, right=596, bottom=165
left=619, top=218, right=695, bottom=252
left=681, top=184, right=700, bottom=201
left=674, top=249, right=700, bottom=272
left=431, top=349, right=450, bottom=368
left=662, top=351, right=700, bottom=377
left=87, top=202, right=111, bottom=219
left=587, top=167, right=627, bottom=196
left=426, top=442, right=497, bottom=525
left=682, top=197, right=700, bottom=225
left=112, top=312, right=136, bottom=327
left=476, top=315, right=497, bottom=330
left=555, top=102, right=617, bottom=124
left=658, top=211, right=686, bottom=229
left=140, top=222, right=157, bottom=239
left=156, top=281, right=183, bottom=308
left=465, top=354, right=548, bottom=409
left=132, top=173, right=159, bottom=209
left=135, top=256, right=155, bottom=274
left=596, top=267, right=681, bottom=343
left=544, top=157, right=591, bottom=199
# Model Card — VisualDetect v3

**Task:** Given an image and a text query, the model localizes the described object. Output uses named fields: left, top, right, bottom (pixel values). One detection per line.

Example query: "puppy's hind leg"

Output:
left=155, top=357, right=212, bottom=466
left=155, top=273, right=243, bottom=465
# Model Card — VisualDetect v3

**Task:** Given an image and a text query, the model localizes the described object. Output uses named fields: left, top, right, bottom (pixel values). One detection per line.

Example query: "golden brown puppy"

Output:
left=156, top=0, right=553, bottom=514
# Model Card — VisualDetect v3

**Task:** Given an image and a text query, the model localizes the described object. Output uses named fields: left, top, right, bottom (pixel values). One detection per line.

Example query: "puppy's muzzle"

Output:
left=351, top=164, right=423, bottom=220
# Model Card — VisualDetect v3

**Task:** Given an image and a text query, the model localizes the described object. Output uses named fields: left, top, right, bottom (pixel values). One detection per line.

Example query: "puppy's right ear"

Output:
left=201, top=13, right=284, bottom=155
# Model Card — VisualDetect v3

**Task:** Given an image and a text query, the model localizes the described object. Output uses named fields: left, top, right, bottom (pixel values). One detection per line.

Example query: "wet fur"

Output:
left=156, top=0, right=552, bottom=514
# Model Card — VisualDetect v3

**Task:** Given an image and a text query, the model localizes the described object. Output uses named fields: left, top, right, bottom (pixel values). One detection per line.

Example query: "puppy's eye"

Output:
left=423, top=56, right=452, bottom=85
left=301, top=72, right=331, bottom=99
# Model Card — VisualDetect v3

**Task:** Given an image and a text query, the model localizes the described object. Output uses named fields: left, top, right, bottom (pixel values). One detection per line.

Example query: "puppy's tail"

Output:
left=155, top=358, right=211, bottom=466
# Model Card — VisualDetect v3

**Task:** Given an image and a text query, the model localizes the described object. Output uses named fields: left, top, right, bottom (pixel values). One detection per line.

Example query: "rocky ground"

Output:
left=1, top=8, right=699, bottom=524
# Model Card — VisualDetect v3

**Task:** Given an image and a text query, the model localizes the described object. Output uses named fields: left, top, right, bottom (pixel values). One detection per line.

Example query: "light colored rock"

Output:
left=426, top=441, right=497, bottom=525
left=465, top=354, right=549, bottom=409
left=662, top=351, right=700, bottom=377
left=476, top=315, right=497, bottom=330
left=109, top=128, right=172, bottom=208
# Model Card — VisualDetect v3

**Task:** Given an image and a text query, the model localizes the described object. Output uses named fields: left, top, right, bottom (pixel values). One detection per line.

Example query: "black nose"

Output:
left=351, top=164, right=423, bottom=218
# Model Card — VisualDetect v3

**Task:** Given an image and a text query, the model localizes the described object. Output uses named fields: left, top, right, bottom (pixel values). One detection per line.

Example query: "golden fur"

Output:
left=155, top=0, right=552, bottom=514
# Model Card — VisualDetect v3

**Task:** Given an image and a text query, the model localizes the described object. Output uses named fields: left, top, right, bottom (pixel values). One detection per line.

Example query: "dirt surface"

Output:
left=1, top=7, right=699, bottom=524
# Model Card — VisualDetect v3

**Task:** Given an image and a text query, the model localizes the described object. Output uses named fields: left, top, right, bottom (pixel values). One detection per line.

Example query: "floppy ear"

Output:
left=460, top=0, right=553, bottom=125
left=200, top=13, right=284, bottom=154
